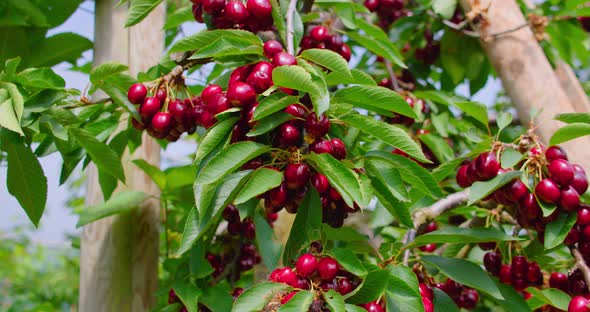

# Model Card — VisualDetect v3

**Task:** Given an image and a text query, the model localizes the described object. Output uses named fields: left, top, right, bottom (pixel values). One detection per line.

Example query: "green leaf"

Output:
left=345, top=304, right=367, bottom=312
left=191, top=36, right=263, bottom=59
left=164, top=5, right=193, bottom=30
left=440, top=31, right=465, bottom=84
left=272, top=65, right=320, bottom=95
left=418, top=133, right=454, bottom=163
left=69, top=128, right=126, bottom=182
left=234, top=168, right=283, bottom=205
left=132, top=159, right=166, bottom=190
left=329, top=248, right=368, bottom=277
left=252, top=93, right=299, bottom=121
left=347, top=269, right=390, bottom=304
left=170, top=29, right=262, bottom=53
left=283, top=189, right=323, bottom=263
left=555, top=113, right=590, bottom=124
left=2, top=136, right=47, bottom=226
left=306, top=153, right=363, bottom=207
left=550, top=123, right=590, bottom=145
left=421, top=255, right=503, bottom=300
left=333, top=86, right=416, bottom=119
left=386, top=265, right=424, bottom=312
left=200, top=284, right=234, bottom=312
left=340, top=113, right=428, bottom=163
left=544, top=212, right=576, bottom=249
left=323, top=290, right=346, bottom=312
left=467, top=171, right=522, bottom=205
left=299, top=49, right=352, bottom=78
left=194, top=117, right=237, bottom=163
left=347, top=28, right=405, bottom=68
left=323, top=225, right=369, bottom=242
left=526, top=287, right=571, bottom=311
left=254, top=211, right=282, bottom=270
left=414, top=91, right=488, bottom=126
left=0, top=81, right=24, bottom=122
left=232, top=282, right=290, bottom=312
left=492, top=281, right=531, bottom=312
left=125, top=0, right=164, bottom=27
left=412, top=227, right=521, bottom=246
left=277, top=291, right=314, bottom=312
left=90, top=62, right=128, bottom=84
left=76, top=191, right=147, bottom=227
left=432, top=157, right=466, bottom=182
left=195, top=141, right=269, bottom=185
left=16, top=68, right=65, bottom=89
left=500, top=148, right=523, bottom=169
left=433, top=0, right=458, bottom=18
left=172, top=281, right=200, bottom=312
left=28, top=32, right=93, bottom=68
left=496, top=112, right=513, bottom=133
left=0, top=99, right=23, bottom=135
left=366, top=161, right=412, bottom=227
left=247, top=112, right=294, bottom=137
left=432, top=288, right=459, bottom=312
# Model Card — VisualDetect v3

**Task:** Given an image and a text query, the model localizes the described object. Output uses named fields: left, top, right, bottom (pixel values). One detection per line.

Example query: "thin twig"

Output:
left=402, top=229, right=416, bottom=266
left=301, top=0, right=314, bottom=14
left=384, top=60, right=401, bottom=92
left=571, top=248, right=590, bottom=293
left=412, top=189, right=470, bottom=228
left=285, top=0, right=298, bottom=55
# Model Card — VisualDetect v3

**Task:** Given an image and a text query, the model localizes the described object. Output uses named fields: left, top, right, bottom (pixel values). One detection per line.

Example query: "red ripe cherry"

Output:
left=272, top=52, right=297, bottom=67
left=549, top=272, right=569, bottom=292
left=422, top=297, right=434, bottom=312
left=281, top=291, right=298, bottom=304
left=246, top=0, right=272, bottom=18
left=168, top=289, right=179, bottom=304
left=527, top=262, right=542, bottom=284
left=441, top=279, right=462, bottom=299
left=284, top=104, right=307, bottom=119
left=364, top=0, right=379, bottom=11
left=419, top=283, right=433, bottom=300
left=520, top=193, right=541, bottom=220
left=380, top=0, right=404, bottom=10
left=310, top=139, right=334, bottom=154
left=224, top=0, right=249, bottom=23
left=574, top=164, right=586, bottom=175
left=317, top=257, right=339, bottom=280
left=582, top=225, right=590, bottom=242
left=268, top=182, right=288, bottom=209
left=484, top=251, right=502, bottom=276
left=339, top=44, right=351, bottom=62
left=475, top=152, right=500, bottom=181
left=284, top=163, right=310, bottom=190
left=337, top=278, right=353, bottom=295
left=549, top=159, right=575, bottom=186
left=328, top=188, right=342, bottom=201
left=456, top=165, right=471, bottom=188
left=295, top=253, right=317, bottom=278
left=151, top=112, right=174, bottom=133
left=131, top=118, right=145, bottom=130
left=424, top=221, right=438, bottom=233
left=579, top=206, right=590, bottom=226
left=568, top=296, right=590, bottom=312
left=560, top=186, right=580, bottom=212
left=192, top=3, right=204, bottom=23
left=246, top=61, right=274, bottom=93
left=139, top=97, right=161, bottom=119
left=200, top=110, right=216, bottom=129
left=229, top=65, right=253, bottom=85
left=310, top=26, right=330, bottom=42
left=277, top=123, right=301, bottom=146
left=565, top=227, right=581, bottom=246
left=156, top=88, right=167, bottom=103
left=227, top=82, right=256, bottom=107
left=201, top=84, right=223, bottom=105
left=330, top=139, right=347, bottom=160
left=269, top=268, right=282, bottom=282
left=535, top=178, right=561, bottom=203
left=545, top=145, right=568, bottom=162
left=511, top=255, right=528, bottom=278
left=127, top=83, right=147, bottom=104
left=327, top=35, right=343, bottom=50
left=572, top=172, right=589, bottom=195
left=311, top=173, right=330, bottom=194
left=263, top=40, right=283, bottom=58
left=295, top=277, right=309, bottom=289
left=305, top=113, right=330, bottom=139
left=168, top=100, right=188, bottom=123
left=277, top=267, right=298, bottom=286
left=202, top=0, right=225, bottom=14
left=459, top=289, right=479, bottom=310
left=419, top=243, right=436, bottom=252
left=208, top=93, right=231, bottom=115
left=508, top=179, right=528, bottom=202
left=222, top=204, right=239, bottom=222
left=499, top=265, right=512, bottom=284
left=362, top=301, right=384, bottom=312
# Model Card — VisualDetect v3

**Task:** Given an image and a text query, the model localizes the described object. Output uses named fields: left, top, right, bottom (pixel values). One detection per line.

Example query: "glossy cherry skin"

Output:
left=246, top=61, right=273, bottom=93
left=422, top=297, right=434, bottom=312
left=151, top=112, right=174, bottom=133
left=424, top=221, right=438, bottom=233
left=549, top=159, right=575, bottom=186
left=310, top=26, right=330, bottom=42
left=202, top=0, right=225, bottom=14
left=483, top=251, right=502, bottom=276
left=304, top=113, right=330, bottom=139
left=339, top=44, right=351, bottom=62
left=272, top=52, right=297, bottom=67
left=568, top=296, right=590, bottom=312
left=579, top=206, right=590, bottom=226
left=549, top=272, right=569, bottom=292
left=330, top=138, right=347, bottom=160
left=535, top=178, right=561, bottom=203
left=419, top=283, right=433, bottom=300
left=277, top=267, right=298, bottom=287
left=229, top=65, right=253, bottom=85
left=277, top=123, right=301, bottom=146
left=139, top=97, right=161, bottom=120
left=559, top=186, right=580, bottom=212
left=508, top=179, right=529, bottom=202
left=284, top=163, right=310, bottom=190
left=572, top=172, right=589, bottom=195
left=364, top=0, right=379, bottom=11
left=284, top=104, right=307, bottom=119
left=267, top=182, right=288, bottom=210
left=168, top=100, right=188, bottom=123
left=281, top=291, right=298, bottom=304
left=545, top=145, right=568, bottom=162
left=227, top=82, right=257, bottom=107
left=192, top=3, right=204, bottom=23
left=201, top=84, right=223, bottom=105
left=456, top=164, right=471, bottom=187
left=295, top=253, right=317, bottom=278
left=317, top=257, right=339, bottom=280
left=246, top=0, right=272, bottom=18
left=310, top=139, right=334, bottom=154
left=127, top=83, right=147, bottom=104
left=499, top=265, right=512, bottom=284
left=511, top=255, right=528, bottom=278
left=208, top=93, right=231, bottom=115
left=362, top=301, right=384, bottom=312
left=520, top=193, right=541, bottom=221
left=224, top=0, right=249, bottom=23
left=311, top=173, right=330, bottom=194
left=337, top=278, right=353, bottom=295
left=263, top=40, right=283, bottom=58
left=475, top=152, right=500, bottom=181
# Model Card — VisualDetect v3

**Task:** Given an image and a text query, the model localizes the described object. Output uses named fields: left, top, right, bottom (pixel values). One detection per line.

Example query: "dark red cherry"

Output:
left=246, top=61, right=274, bottom=93
left=545, top=145, right=568, bottom=162
left=131, top=118, right=145, bottom=130
left=310, top=26, right=330, bottom=42
left=305, top=113, right=330, bottom=139
left=168, top=100, right=188, bottom=123
left=579, top=206, right=590, bottom=226
left=559, top=186, right=580, bottom=212
left=573, top=164, right=586, bottom=175
left=475, top=152, right=500, bottom=181
left=441, top=279, right=462, bottom=299
left=277, top=267, right=298, bottom=287
left=284, top=104, right=307, bottom=119
left=549, top=272, right=568, bottom=292
left=202, top=0, right=225, bottom=14
left=549, top=159, right=575, bottom=186
left=362, top=301, right=384, bottom=312
left=127, top=83, right=147, bottom=104
left=511, top=255, right=528, bottom=278
left=272, top=52, right=297, bottom=67
left=263, top=40, right=283, bottom=58
left=565, top=227, right=580, bottom=246
left=281, top=291, right=298, bottom=304
left=330, top=138, right=347, bottom=160
left=311, top=173, right=330, bottom=194
left=508, top=179, right=528, bottom=202
left=535, top=178, right=561, bottom=203
left=229, top=65, right=253, bottom=85
left=155, top=88, right=167, bottom=103
left=201, top=84, right=223, bottom=105
left=246, top=0, right=272, bottom=18
left=310, top=139, right=334, bottom=154
left=208, top=93, right=231, bottom=115
left=295, top=253, right=317, bottom=278
left=139, top=97, right=161, bottom=119
left=151, top=112, right=174, bottom=133
left=499, top=265, right=512, bottom=284
left=227, top=82, right=257, bottom=107
left=284, top=163, right=310, bottom=190
left=317, top=257, right=339, bottom=280
left=424, top=221, right=437, bottom=233
left=572, top=172, right=589, bottom=195
left=520, top=193, right=541, bottom=221
left=192, top=3, right=204, bottom=23
left=328, top=188, right=342, bottom=201
left=419, top=283, right=433, bottom=300
left=200, top=110, right=216, bottom=129
left=222, top=204, right=239, bottom=222
left=484, top=251, right=502, bottom=276
left=339, top=44, right=351, bottom=62
left=419, top=243, right=436, bottom=252
left=456, top=165, right=471, bottom=188
left=224, top=0, right=249, bottom=23
left=527, top=262, right=542, bottom=284
left=268, top=182, right=288, bottom=209
left=327, top=35, right=343, bottom=50
left=364, top=0, right=379, bottom=11
left=277, top=123, right=301, bottom=146
left=337, top=278, right=353, bottom=295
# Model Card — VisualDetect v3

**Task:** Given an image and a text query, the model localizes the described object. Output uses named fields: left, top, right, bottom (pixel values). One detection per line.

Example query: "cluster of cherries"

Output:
left=190, top=0, right=274, bottom=32
left=551, top=270, right=590, bottom=312
left=483, top=251, right=542, bottom=292
left=413, top=30, right=440, bottom=65
left=414, top=267, right=478, bottom=311
left=363, top=0, right=411, bottom=30
left=300, top=25, right=352, bottom=62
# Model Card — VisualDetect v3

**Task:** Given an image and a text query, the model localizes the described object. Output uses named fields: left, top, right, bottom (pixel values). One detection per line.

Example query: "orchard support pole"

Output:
left=79, top=1, right=164, bottom=311
left=460, top=0, right=590, bottom=168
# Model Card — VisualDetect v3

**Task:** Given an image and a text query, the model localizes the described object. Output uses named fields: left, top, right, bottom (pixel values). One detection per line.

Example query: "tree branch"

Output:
left=412, top=189, right=470, bottom=228
left=571, top=248, right=590, bottom=293
left=301, top=0, right=314, bottom=14
left=384, top=60, right=401, bottom=92
left=286, top=0, right=298, bottom=55
left=402, top=229, right=416, bottom=266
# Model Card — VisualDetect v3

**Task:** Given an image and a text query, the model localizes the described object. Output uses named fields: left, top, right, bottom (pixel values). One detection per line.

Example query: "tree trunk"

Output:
left=78, top=1, right=164, bottom=311
left=460, top=0, right=590, bottom=168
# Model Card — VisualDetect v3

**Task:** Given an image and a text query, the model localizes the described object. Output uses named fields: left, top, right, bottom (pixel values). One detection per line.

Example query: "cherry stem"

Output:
left=571, top=248, right=590, bottom=293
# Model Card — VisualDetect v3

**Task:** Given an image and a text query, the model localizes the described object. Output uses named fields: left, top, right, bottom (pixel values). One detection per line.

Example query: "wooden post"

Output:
left=460, top=0, right=590, bottom=168
left=78, top=1, right=164, bottom=311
